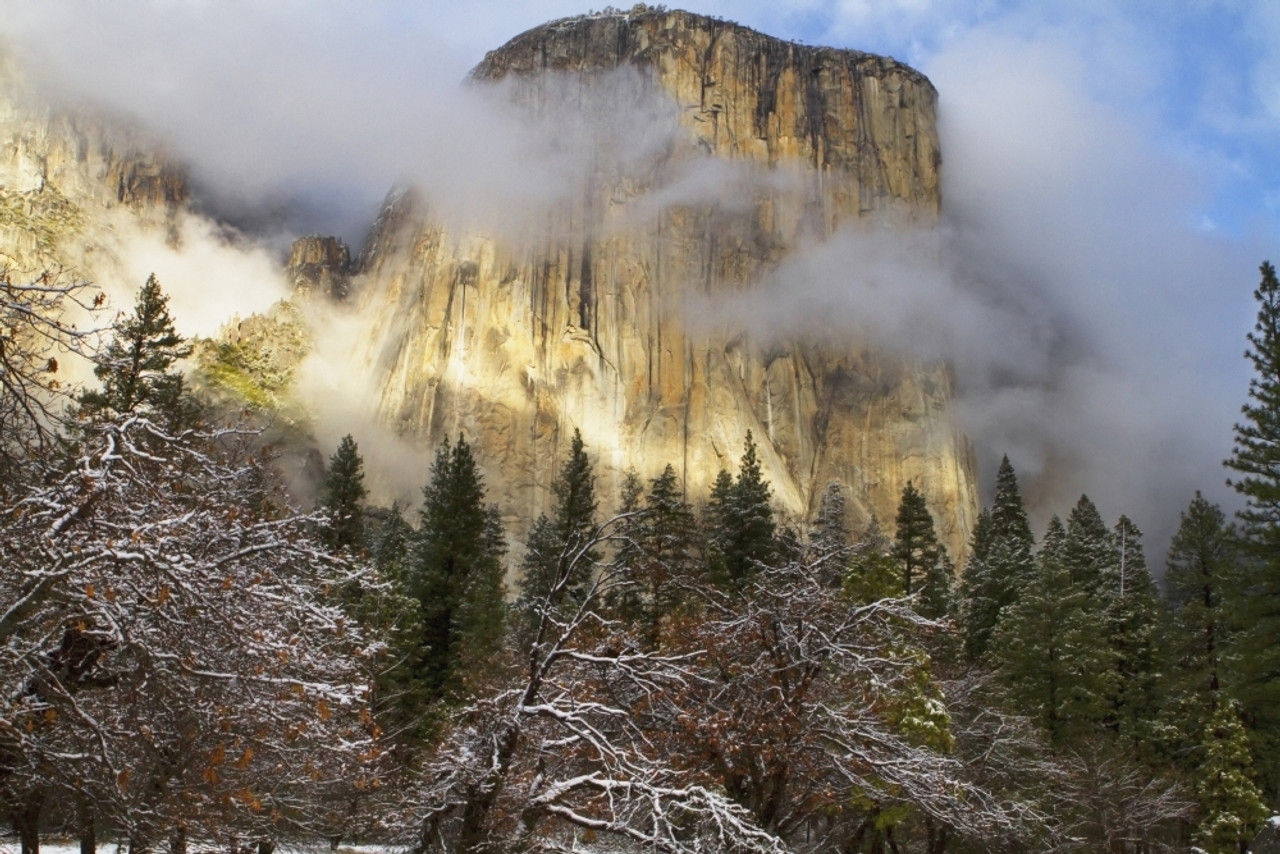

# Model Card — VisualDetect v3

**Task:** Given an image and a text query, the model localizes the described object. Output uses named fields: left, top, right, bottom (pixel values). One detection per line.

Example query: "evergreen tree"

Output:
left=809, top=482, right=853, bottom=588
left=348, top=503, right=429, bottom=738
left=960, top=456, right=1035, bottom=661
left=704, top=431, right=777, bottom=586
left=1192, top=700, right=1269, bottom=854
left=373, top=501, right=413, bottom=580
left=410, top=435, right=507, bottom=701
left=318, top=434, right=368, bottom=553
left=990, top=455, right=1036, bottom=546
left=1162, top=494, right=1241, bottom=778
left=1165, top=493, right=1237, bottom=706
left=893, top=481, right=943, bottom=597
left=918, top=552, right=957, bottom=621
left=1225, top=260, right=1280, bottom=801
left=79, top=274, right=194, bottom=423
left=518, top=428, right=598, bottom=609
left=608, top=468, right=647, bottom=624
left=1063, top=494, right=1114, bottom=590
left=990, top=516, right=1115, bottom=746
left=611, top=464, right=699, bottom=646
left=1103, top=515, right=1162, bottom=743
left=843, top=516, right=900, bottom=604
left=811, top=481, right=850, bottom=551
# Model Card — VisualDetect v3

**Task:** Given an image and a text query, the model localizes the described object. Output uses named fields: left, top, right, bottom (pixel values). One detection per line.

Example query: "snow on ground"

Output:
left=0, top=843, right=402, bottom=854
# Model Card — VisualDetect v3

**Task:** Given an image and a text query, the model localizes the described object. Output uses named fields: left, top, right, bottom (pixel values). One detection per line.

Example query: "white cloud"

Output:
left=108, top=214, right=290, bottom=338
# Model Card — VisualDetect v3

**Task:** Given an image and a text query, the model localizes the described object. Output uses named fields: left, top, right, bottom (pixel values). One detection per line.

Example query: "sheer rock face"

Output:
left=355, top=9, right=977, bottom=554
left=288, top=235, right=352, bottom=300
left=0, top=58, right=186, bottom=278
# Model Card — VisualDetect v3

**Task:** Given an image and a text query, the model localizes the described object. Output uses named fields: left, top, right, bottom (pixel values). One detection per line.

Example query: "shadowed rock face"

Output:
left=288, top=235, right=352, bottom=301
left=353, top=9, right=977, bottom=554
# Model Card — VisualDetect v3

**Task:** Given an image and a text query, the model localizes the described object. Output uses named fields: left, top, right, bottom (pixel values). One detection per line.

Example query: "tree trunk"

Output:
left=169, top=826, right=186, bottom=854
left=16, top=796, right=41, bottom=854
left=256, top=840, right=274, bottom=854
left=77, top=798, right=96, bottom=854
left=925, top=817, right=949, bottom=854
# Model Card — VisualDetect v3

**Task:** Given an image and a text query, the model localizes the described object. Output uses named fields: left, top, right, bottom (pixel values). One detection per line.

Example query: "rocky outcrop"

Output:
left=287, top=235, right=352, bottom=300
left=0, top=54, right=187, bottom=277
left=352, top=8, right=977, bottom=554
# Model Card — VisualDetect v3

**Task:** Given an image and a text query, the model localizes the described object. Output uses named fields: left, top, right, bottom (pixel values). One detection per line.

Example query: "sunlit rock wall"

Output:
left=354, top=9, right=977, bottom=555
left=0, top=55, right=185, bottom=278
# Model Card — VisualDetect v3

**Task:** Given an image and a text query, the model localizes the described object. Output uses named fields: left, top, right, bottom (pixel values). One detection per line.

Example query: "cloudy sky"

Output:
left=3, top=0, right=1277, bottom=555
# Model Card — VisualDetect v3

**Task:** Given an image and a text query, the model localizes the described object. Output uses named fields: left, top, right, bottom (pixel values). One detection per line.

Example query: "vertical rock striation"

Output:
left=354, top=8, right=977, bottom=554
left=288, top=235, right=352, bottom=300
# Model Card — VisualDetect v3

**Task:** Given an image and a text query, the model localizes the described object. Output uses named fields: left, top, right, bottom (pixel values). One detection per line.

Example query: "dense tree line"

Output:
left=6, top=261, right=1280, bottom=853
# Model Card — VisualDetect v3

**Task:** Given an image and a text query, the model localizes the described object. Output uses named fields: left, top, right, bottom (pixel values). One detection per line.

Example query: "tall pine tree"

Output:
left=1225, top=259, right=1280, bottom=803
left=410, top=435, right=507, bottom=702
left=1063, top=494, right=1114, bottom=591
left=318, top=434, right=368, bottom=553
left=704, top=431, right=777, bottom=587
left=1165, top=493, right=1237, bottom=705
left=893, top=481, right=943, bottom=597
left=1163, top=494, right=1241, bottom=776
left=1102, top=515, right=1162, bottom=744
left=960, top=456, right=1035, bottom=661
left=518, top=428, right=599, bottom=611
left=990, top=516, right=1114, bottom=746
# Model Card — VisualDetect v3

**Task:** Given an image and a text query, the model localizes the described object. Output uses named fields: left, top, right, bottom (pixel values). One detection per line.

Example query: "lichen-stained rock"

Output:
left=354, top=8, right=977, bottom=556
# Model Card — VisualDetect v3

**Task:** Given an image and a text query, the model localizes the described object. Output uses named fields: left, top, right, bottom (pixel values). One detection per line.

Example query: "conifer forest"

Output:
left=5, top=264, right=1280, bottom=854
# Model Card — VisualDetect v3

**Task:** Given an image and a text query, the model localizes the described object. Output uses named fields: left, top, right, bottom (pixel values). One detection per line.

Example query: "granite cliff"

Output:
left=349, top=8, right=977, bottom=553
left=0, top=54, right=186, bottom=279
left=0, top=9, right=979, bottom=556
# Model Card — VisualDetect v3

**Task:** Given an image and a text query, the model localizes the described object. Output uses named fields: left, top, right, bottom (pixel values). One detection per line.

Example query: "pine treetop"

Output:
left=80, top=274, right=194, bottom=421
left=992, top=455, right=1034, bottom=549
left=319, top=433, right=368, bottom=552
left=1228, top=261, right=1280, bottom=545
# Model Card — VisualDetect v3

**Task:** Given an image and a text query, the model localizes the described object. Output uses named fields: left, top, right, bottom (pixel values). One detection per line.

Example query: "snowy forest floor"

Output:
left=0, top=844, right=402, bottom=854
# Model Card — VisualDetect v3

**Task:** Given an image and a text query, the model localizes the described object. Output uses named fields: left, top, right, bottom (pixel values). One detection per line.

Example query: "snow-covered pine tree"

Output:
left=1103, top=515, right=1162, bottom=744
left=1063, top=494, right=1115, bottom=590
left=806, top=482, right=858, bottom=589
left=990, top=516, right=1115, bottom=745
left=318, top=433, right=368, bottom=553
left=1192, top=699, right=1268, bottom=854
left=918, top=552, right=957, bottom=622
left=704, top=431, right=777, bottom=587
left=960, top=456, right=1035, bottom=661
